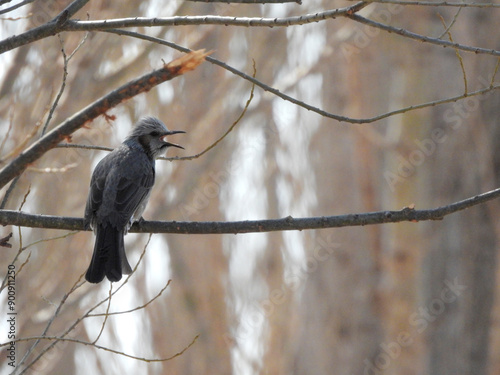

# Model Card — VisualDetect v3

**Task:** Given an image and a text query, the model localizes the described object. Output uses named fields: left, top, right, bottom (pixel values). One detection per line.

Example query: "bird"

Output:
left=84, top=117, right=185, bottom=283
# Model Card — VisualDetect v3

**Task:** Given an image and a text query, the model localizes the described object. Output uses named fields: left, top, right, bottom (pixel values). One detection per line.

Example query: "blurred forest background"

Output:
left=0, top=0, right=499, bottom=374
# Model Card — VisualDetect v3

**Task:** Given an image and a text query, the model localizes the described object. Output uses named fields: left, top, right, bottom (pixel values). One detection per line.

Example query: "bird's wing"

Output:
left=84, top=163, right=107, bottom=229
left=85, top=146, right=156, bottom=229
left=114, top=166, right=155, bottom=220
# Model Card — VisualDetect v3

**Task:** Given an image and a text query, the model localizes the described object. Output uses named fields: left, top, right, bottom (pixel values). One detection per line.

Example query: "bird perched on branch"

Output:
left=84, top=117, right=185, bottom=283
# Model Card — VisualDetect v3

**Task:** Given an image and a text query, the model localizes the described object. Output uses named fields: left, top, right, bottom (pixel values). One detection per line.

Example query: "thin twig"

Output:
left=89, top=235, right=154, bottom=318
left=21, top=231, right=77, bottom=251
left=178, top=62, right=256, bottom=161
left=346, top=13, right=500, bottom=57
left=491, top=58, right=500, bottom=86
left=105, top=30, right=500, bottom=127
left=0, top=120, right=42, bottom=162
left=15, top=275, right=85, bottom=373
left=0, top=177, right=19, bottom=209
left=41, top=36, right=69, bottom=136
left=92, top=286, right=114, bottom=345
left=0, top=111, right=14, bottom=156
left=4, top=334, right=200, bottom=363
left=0, top=0, right=35, bottom=16
left=91, top=280, right=171, bottom=317
left=42, top=32, right=89, bottom=136
left=18, top=235, right=178, bottom=373
left=437, top=7, right=462, bottom=39
left=438, top=12, right=467, bottom=94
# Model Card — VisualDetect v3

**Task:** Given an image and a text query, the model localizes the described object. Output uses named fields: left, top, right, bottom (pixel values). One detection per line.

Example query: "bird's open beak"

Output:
left=161, top=130, right=186, bottom=149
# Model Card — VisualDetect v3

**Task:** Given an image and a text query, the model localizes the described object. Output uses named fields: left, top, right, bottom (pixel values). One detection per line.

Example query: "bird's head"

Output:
left=127, top=116, right=185, bottom=159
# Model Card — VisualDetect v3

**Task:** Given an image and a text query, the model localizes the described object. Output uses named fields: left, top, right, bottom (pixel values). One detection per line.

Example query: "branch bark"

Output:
left=346, top=13, right=500, bottom=57
left=0, top=2, right=367, bottom=54
left=1, top=188, right=499, bottom=233
left=0, top=50, right=209, bottom=190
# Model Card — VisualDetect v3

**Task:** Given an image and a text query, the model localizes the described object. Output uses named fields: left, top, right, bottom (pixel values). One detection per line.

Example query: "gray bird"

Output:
left=84, top=117, right=185, bottom=283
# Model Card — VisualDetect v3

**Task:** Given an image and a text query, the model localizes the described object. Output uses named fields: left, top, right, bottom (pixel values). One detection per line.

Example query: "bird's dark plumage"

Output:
left=85, top=117, right=184, bottom=283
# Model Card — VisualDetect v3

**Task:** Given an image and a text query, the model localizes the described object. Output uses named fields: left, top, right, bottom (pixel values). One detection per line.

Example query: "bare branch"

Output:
left=51, top=0, right=90, bottom=26
left=0, top=114, right=14, bottom=156
left=91, top=279, right=171, bottom=317
left=0, top=2, right=368, bottom=54
left=55, top=143, right=114, bottom=152
left=438, top=12, right=467, bottom=94
left=106, top=29, right=500, bottom=127
left=3, top=334, right=200, bottom=363
left=346, top=13, right=500, bottom=57
left=15, top=277, right=84, bottom=372
left=20, top=231, right=77, bottom=251
left=360, top=0, right=500, bottom=8
left=178, top=61, right=256, bottom=161
left=437, top=7, right=462, bottom=39
left=1, top=188, right=499, bottom=233
left=41, top=33, right=88, bottom=136
left=0, top=119, right=41, bottom=163
left=0, top=0, right=35, bottom=16
left=56, top=143, right=183, bottom=162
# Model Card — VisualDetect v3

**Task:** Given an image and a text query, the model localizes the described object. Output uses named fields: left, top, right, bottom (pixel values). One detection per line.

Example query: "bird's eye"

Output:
left=150, top=131, right=160, bottom=137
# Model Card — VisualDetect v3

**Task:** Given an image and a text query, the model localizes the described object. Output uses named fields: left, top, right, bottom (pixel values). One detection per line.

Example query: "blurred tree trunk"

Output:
left=423, top=8, right=500, bottom=375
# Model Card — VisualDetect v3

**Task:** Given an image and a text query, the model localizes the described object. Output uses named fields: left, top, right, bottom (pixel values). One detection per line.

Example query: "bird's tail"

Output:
left=85, top=225, right=133, bottom=283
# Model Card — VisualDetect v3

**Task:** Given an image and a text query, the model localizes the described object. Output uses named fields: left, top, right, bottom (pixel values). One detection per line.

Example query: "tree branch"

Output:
left=64, top=2, right=369, bottom=29
left=0, top=0, right=35, bottom=16
left=56, top=0, right=90, bottom=20
left=346, top=13, right=500, bottom=57
left=104, top=29, right=500, bottom=127
left=1, top=188, right=499, bottom=233
left=0, top=2, right=368, bottom=54
left=0, top=50, right=209, bottom=190
left=2, top=334, right=199, bottom=364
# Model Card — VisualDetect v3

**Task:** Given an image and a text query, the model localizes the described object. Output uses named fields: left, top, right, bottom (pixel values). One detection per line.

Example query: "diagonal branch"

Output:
left=0, top=0, right=35, bottom=16
left=56, top=0, right=90, bottom=21
left=2, top=334, right=199, bottom=364
left=0, top=50, right=209, bottom=190
left=104, top=30, right=500, bottom=125
left=0, top=0, right=90, bottom=54
left=346, top=13, right=500, bottom=57
left=1, top=187, right=499, bottom=233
